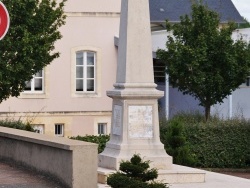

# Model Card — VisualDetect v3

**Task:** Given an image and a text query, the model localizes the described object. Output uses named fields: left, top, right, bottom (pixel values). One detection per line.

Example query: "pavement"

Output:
left=0, top=161, right=249, bottom=188
left=0, top=162, right=62, bottom=188
left=98, top=169, right=250, bottom=188
left=169, top=171, right=250, bottom=188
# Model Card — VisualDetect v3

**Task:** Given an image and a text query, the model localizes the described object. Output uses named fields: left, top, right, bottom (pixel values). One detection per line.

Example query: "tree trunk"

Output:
left=205, top=105, right=211, bottom=122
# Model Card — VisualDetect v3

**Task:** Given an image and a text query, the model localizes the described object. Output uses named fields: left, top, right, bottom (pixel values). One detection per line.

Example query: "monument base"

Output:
left=98, top=143, right=173, bottom=170
left=98, top=165, right=206, bottom=184
left=98, top=85, right=173, bottom=171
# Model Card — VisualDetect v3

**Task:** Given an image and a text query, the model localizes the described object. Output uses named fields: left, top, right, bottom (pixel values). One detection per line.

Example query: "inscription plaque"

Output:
left=112, top=105, right=122, bottom=135
left=128, top=105, right=153, bottom=138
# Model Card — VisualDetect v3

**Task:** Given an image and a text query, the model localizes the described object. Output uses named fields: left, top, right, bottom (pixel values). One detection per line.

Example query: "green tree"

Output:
left=157, top=2, right=250, bottom=121
left=107, top=154, right=168, bottom=188
left=0, top=0, right=66, bottom=102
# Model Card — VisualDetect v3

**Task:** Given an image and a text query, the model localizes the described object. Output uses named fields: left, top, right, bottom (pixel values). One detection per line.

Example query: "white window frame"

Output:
left=20, top=67, right=49, bottom=99
left=71, top=46, right=101, bottom=98
left=55, top=124, right=64, bottom=137
left=75, top=51, right=96, bottom=93
left=32, top=124, right=45, bottom=134
left=98, top=123, right=107, bottom=135
left=24, top=70, right=44, bottom=93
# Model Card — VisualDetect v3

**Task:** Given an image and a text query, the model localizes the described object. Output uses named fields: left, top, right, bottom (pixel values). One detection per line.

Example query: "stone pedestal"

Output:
left=98, top=0, right=172, bottom=171
left=98, top=84, right=172, bottom=170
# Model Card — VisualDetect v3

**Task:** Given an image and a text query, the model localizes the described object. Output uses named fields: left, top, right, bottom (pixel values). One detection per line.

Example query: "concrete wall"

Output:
left=212, top=87, right=250, bottom=119
left=159, top=85, right=250, bottom=120
left=157, top=85, right=204, bottom=118
left=0, top=127, right=98, bottom=188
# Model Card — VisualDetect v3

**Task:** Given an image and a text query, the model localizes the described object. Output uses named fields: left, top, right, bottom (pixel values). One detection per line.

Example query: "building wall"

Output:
left=152, top=28, right=250, bottom=119
left=212, top=87, right=250, bottom=119
left=0, top=0, right=121, bottom=136
left=1, top=1, right=249, bottom=136
left=157, top=85, right=204, bottom=119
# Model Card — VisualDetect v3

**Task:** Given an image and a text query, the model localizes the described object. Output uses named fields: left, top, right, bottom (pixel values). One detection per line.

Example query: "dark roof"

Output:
left=149, top=0, right=244, bottom=24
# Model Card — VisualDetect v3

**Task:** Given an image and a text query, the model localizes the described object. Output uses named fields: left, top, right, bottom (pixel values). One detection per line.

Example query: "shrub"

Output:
left=107, top=154, right=168, bottom=188
left=70, top=134, right=110, bottom=153
left=0, top=119, right=34, bottom=132
left=160, top=118, right=195, bottom=166
left=160, top=113, right=250, bottom=168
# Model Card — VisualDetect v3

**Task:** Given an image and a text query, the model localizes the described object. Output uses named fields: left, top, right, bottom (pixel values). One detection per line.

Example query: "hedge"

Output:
left=160, top=113, right=250, bottom=168
left=68, top=113, right=250, bottom=169
left=70, top=134, right=110, bottom=153
left=0, top=119, right=34, bottom=132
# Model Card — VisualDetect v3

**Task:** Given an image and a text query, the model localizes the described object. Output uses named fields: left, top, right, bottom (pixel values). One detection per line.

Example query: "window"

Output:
left=55, top=124, right=64, bottom=136
left=71, top=46, right=101, bottom=97
left=98, top=123, right=107, bottom=135
left=24, top=70, right=44, bottom=92
left=76, top=51, right=96, bottom=92
left=32, top=124, right=44, bottom=134
left=20, top=68, right=48, bottom=98
left=153, top=59, right=166, bottom=83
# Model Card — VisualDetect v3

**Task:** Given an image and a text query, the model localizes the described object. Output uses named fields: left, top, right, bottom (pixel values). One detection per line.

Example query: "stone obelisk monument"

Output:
left=98, top=0, right=172, bottom=170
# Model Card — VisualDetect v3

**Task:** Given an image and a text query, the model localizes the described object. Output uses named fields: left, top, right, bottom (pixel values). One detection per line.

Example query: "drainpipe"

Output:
left=229, top=94, right=233, bottom=118
left=165, top=73, right=169, bottom=120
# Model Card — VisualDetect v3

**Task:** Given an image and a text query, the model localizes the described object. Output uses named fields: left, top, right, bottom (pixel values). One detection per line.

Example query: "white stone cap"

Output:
left=0, top=127, right=97, bottom=151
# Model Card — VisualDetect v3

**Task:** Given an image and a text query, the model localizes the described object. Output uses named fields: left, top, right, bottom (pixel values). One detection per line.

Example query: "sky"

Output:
left=231, top=0, right=250, bottom=21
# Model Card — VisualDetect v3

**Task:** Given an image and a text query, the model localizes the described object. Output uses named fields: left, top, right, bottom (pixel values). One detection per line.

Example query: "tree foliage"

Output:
left=157, top=2, right=250, bottom=120
left=0, top=0, right=66, bottom=102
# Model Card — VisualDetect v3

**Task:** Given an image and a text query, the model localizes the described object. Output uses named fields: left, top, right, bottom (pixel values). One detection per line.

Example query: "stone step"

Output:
left=157, top=165, right=206, bottom=183
left=98, top=164, right=206, bottom=185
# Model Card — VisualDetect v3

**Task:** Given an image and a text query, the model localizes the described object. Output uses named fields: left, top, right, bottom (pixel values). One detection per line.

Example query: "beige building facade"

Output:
left=0, top=0, right=121, bottom=137
left=0, top=0, right=246, bottom=137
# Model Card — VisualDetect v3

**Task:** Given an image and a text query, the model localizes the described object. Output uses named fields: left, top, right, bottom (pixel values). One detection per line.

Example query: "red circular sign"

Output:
left=0, top=2, right=10, bottom=40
